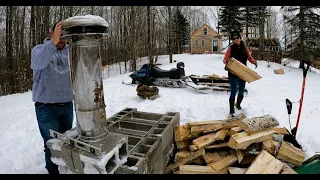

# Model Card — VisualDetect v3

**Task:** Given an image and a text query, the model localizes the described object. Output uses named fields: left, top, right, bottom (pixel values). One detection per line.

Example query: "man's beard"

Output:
left=57, top=42, right=66, bottom=50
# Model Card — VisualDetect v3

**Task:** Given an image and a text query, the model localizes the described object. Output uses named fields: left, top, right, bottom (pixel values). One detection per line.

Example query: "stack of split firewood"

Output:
left=165, top=114, right=306, bottom=174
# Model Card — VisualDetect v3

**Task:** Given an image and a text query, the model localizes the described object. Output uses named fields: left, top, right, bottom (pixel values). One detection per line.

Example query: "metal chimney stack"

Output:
left=63, top=17, right=109, bottom=141
left=46, top=15, right=128, bottom=174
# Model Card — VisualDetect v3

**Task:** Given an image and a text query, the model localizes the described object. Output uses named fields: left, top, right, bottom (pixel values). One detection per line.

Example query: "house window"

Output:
left=201, top=39, right=205, bottom=47
left=203, top=28, right=208, bottom=36
left=195, top=40, right=198, bottom=47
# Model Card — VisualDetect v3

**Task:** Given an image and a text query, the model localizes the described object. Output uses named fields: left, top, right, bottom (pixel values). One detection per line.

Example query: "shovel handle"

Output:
left=303, top=60, right=311, bottom=77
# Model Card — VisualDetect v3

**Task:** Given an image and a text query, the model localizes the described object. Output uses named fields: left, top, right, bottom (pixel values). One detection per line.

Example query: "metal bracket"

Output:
left=49, top=129, right=102, bottom=156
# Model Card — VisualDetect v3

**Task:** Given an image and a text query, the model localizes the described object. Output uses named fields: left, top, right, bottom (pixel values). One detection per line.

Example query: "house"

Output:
left=244, top=38, right=282, bottom=63
left=190, top=24, right=223, bottom=54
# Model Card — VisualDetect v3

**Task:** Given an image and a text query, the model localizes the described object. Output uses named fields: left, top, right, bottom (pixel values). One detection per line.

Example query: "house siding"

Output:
left=190, top=24, right=222, bottom=54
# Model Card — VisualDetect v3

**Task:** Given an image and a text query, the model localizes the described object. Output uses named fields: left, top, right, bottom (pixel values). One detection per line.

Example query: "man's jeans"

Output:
left=228, top=76, right=246, bottom=100
left=35, top=102, right=74, bottom=174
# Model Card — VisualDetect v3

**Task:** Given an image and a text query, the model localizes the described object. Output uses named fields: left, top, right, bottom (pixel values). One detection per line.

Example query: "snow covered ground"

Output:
left=1, top=53, right=320, bottom=174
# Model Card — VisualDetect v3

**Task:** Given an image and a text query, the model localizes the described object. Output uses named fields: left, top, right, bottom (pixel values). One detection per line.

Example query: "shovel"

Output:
left=294, top=60, right=311, bottom=137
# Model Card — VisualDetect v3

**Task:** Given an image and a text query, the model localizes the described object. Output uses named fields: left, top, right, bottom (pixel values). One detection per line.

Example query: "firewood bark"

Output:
left=238, top=115, right=279, bottom=133
left=204, top=142, right=228, bottom=150
left=174, top=125, right=191, bottom=141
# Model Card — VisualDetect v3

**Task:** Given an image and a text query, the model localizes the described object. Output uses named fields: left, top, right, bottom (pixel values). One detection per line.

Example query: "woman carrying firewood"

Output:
left=223, top=30, right=258, bottom=117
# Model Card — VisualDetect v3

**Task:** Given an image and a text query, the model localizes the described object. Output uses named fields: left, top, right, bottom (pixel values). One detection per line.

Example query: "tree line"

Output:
left=218, top=6, right=320, bottom=68
left=0, top=6, right=319, bottom=96
left=0, top=6, right=193, bottom=96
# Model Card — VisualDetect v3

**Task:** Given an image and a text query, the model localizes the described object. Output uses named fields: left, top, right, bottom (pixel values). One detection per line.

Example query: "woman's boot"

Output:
left=229, top=99, right=235, bottom=115
left=236, top=95, right=244, bottom=110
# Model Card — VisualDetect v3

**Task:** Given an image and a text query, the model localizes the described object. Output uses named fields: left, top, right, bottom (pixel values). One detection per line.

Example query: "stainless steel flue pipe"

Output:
left=61, top=15, right=109, bottom=142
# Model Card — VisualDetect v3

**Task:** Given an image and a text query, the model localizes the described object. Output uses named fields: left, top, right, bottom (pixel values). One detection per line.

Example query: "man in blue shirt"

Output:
left=31, top=22, right=74, bottom=174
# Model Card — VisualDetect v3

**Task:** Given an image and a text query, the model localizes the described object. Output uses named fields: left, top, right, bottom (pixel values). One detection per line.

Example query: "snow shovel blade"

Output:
left=286, top=98, right=292, bottom=115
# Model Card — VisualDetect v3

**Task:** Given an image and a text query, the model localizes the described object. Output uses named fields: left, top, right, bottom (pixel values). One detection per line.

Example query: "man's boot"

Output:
left=229, top=99, right=235, bottom=115
left=235, top=95, right=244, bottom=110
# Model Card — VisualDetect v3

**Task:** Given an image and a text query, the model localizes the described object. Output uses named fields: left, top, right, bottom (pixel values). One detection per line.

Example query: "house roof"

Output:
left=191, top=23, right=222, bottom=38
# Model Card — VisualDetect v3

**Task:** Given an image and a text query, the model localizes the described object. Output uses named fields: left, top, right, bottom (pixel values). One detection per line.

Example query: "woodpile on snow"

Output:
left=165, top=114, right=306, bottom=174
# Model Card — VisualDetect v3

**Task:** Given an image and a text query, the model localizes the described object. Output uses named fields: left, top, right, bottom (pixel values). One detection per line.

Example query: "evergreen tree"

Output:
left=219, top=6, right=243, bottom=44
left=240, top=6, right=260, bottom=38
left=173, top=7, right=190, bottom=54
left=282, top=6, right=320, bottom=68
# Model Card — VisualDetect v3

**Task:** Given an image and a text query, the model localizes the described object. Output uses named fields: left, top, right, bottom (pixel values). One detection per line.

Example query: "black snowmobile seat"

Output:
left=150, top=67, right=181, bottom=79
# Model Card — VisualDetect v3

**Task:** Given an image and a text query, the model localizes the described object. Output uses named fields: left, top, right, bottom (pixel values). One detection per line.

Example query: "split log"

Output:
left=187, top=133, right=202, bottom=140
left=238, top=115, right=279, bottom=133
left=204, top=142, right=228, bottom=150
left=221, top=113, right=247, bottom=129
left=174, top=150, right=205, bottom=164
left=188, top=120, right=225, bottom=126
left=203, top=152, right=223, bottom=164
left=208, top=74, right=221, bottom=79
left=193, top=129, right=229, bottom=149
left=179, top=165, right=228, bottom=174
left=226, top=57, right=262, bottom=83
left=174, top=125, right=191, bottom=141
left=271, top=127, right=289, bottom=135
left=189, top=145, right=198, bottom=151
left=227, top=129, right=275, bottom=149
left=190, top=124, right=213, bottom=135
left=245, top=150, right=284, bottom=174
left=236, top=150, right=244, bottom=163
left=209, top=153, right=237, bottom=172
left=165, top=148, right=205, bottom=173
left=192, top=133, right=216, bottom=148
left=202, top=123, right=225, bottom=134
left=228, top=127, right=243, bottom=136
left=262, top=139, right=280, bottom=155
left=280, top=163, right=298, bottom=174
left=176, top=139, right=192, bottom=149
left=276, top=141, right=306, bottom=166
left=175, top=151, right=191, bottom=162
left=274, top=68, right=285, bottom=74
left=228, top=167, right=247, bottom=174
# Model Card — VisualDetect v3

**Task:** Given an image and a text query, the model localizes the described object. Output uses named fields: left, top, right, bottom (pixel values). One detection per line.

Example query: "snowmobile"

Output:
left=128, top=62, right=188, bottom=88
